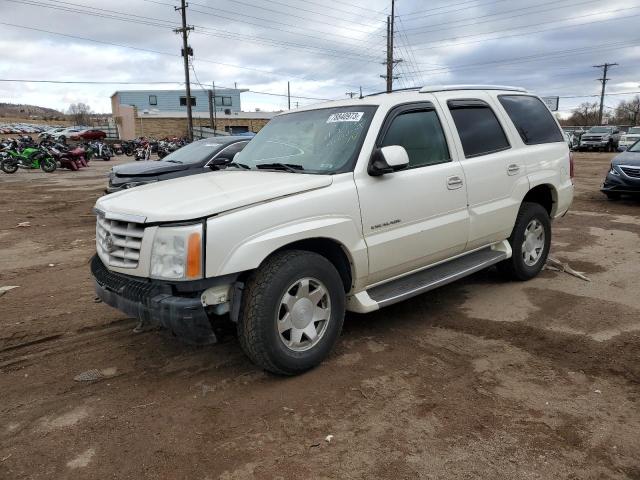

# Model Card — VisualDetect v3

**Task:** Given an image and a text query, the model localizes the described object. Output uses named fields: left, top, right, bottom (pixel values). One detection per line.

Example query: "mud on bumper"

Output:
left=91, top=255, right=217, bottom=345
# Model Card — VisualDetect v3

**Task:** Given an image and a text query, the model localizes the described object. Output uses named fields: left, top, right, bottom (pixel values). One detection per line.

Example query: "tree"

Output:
left=612, top=96, right=640, bottom=125
left=564, top=102, right=600, bottom=126
left=67, top=103, right=92, bottom=126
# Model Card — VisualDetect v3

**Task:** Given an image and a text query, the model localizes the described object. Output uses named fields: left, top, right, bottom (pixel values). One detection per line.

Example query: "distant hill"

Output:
left=0, top=103, right=65, bottom=120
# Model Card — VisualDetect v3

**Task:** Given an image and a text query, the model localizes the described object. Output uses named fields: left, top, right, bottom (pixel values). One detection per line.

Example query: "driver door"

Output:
left=354, top=102, right=469, bottom=285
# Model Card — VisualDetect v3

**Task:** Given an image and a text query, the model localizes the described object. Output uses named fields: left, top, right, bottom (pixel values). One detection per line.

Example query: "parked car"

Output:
left=602, top=139, right=640, bottom=198
left=578, top=126, right=621, bottom=151
left=617, top=126, right=640, bottom=151
left=91, top=85, right=573, bottom=375
left=106, top=136, right=249, bottom=193
left=52, top=127, right=84, bottom=142
left=71, top=129, right=107, bottom=141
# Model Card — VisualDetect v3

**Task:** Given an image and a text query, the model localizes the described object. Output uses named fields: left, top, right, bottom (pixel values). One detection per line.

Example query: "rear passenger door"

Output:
left=437, top=94, right=529, bottom=250
left=355, top=102, right=469, bottom=285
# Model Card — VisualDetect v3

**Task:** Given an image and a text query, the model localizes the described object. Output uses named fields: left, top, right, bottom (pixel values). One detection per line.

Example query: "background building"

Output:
left=111, top=88, right=277, bottom=139
left=111, top=88, right=246, bottom=114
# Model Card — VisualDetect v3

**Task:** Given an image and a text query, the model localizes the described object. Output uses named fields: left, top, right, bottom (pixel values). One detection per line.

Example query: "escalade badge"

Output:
left=105, top=232, right=116, bottom=253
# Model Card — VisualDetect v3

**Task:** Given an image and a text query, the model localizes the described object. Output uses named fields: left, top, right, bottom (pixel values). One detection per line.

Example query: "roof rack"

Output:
left=419, top=85, right=527, bottom=93
left=364, top=87, right=422, bottom=98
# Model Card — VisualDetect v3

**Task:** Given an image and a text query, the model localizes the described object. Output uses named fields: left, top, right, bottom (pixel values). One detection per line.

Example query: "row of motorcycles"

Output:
left=0, top=135, right=114, bottom=174
left=111, top=137, right=189, bottom=161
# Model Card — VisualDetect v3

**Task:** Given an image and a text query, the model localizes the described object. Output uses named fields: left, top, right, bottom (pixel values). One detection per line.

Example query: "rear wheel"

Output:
left=1, top=159, right=19, bottom=174
left=237, top=250, right=346, bottom=375
left=498, top=202, right=551, bottom=281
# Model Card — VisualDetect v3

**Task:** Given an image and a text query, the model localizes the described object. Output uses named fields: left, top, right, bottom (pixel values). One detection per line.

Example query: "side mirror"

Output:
left=368, top=145, right=410, bottom=176
left=208, top=157, right=230, bottom=169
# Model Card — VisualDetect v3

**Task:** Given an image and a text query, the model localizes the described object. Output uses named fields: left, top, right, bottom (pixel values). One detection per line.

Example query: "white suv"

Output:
left=92, top=85, right=574, bottom=375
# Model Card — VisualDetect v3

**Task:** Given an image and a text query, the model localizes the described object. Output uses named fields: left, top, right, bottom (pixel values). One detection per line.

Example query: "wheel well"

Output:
left=272, top=238, right=354, bottom=292
left=523, top=184, right=555, bottom=216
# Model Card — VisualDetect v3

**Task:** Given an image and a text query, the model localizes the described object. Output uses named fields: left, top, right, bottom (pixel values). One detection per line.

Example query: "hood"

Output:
left=612, top=150, right=640, bottom=166
left=113, top=161, right=189, bottom=177
left=96, top=170, right=334, bottom=223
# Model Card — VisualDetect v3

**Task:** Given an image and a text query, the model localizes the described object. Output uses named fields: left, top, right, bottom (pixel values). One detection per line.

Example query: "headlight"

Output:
left=609, top=164, right=620, bottom=176
left=150, top=224, right=203, bottom=280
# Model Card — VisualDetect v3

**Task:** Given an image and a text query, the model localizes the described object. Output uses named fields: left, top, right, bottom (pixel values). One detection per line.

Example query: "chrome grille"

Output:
left=620, top=166, right=640, bottom=178
left=96, top=213, right=145, bottom=268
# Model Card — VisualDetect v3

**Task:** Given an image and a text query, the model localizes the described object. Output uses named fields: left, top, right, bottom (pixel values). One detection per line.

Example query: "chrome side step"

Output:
left=366, top=247, right=508, bottom=309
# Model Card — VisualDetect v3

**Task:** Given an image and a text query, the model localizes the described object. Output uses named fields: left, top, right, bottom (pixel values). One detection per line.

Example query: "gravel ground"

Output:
left=0, top=152, right=639, bottom=480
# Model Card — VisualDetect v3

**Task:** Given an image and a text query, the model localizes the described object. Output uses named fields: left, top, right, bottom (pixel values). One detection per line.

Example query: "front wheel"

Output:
left=40, top=157, right=57, bottom=173
left=237, top=250, right=346, bottom=375
left=498, top=202, right=551, bottom=281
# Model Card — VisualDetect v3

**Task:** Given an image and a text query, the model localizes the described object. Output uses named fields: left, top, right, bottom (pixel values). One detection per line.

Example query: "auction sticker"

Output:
left=327, top=112, right=364, bottom=123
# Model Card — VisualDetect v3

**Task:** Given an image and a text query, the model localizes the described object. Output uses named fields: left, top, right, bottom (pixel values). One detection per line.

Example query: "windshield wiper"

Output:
left=256, top=162, right=304, bottom=173
left=226, top=161, right=251, bottom=170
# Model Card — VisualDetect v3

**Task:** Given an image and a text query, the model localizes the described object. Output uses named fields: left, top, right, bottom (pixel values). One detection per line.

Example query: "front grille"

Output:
left=620, top=166, right=640, bottom=178
left=582, top=136, right=602, bottom=142
left=96, top=213, right=145, bottom=268
left=91, top=255, right=164, bottom=303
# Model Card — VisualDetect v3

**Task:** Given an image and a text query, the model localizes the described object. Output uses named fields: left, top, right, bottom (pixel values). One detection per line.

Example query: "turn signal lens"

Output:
left=186, top=232, right=202, bottom=279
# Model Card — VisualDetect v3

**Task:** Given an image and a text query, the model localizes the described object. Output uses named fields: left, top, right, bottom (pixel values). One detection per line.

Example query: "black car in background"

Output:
left=107, top=136, right=249, bottom=193
left=602, top=139, right=640, bottom=199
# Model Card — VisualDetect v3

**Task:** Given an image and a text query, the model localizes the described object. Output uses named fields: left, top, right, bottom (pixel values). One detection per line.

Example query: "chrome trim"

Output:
left=94, top=208, right=147, bottom=224
left=420, top=84, right=527, bottom=93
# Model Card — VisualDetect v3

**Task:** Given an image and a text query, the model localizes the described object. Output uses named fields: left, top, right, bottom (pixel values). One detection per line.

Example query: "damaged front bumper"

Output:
left=91, top=255, right=237, bottom=345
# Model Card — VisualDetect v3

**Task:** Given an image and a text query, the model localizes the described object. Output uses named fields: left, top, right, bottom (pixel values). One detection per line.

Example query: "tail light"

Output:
left=569, top=151, right=575, bottom=180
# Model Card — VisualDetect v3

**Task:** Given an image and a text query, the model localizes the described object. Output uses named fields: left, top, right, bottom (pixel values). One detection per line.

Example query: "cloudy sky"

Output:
left=0, top=0, right=639, bottom=117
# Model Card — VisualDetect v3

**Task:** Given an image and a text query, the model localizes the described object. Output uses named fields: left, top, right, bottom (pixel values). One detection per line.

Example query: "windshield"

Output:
left=628, top=140, right=640, bottom=152
left=162, top=140, right=224, bottom=164
left=588, top=127, right=613, bottom=133
left=234, top=106, right=378, bottom=174
left=627, top=127, right=640, bottom=135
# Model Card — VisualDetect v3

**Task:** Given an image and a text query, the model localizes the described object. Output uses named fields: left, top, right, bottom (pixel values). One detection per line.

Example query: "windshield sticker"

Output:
left=327, top=112, right=364, bottom=123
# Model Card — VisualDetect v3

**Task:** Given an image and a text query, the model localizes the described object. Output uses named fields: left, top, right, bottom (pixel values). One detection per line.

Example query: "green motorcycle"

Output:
left=0, top=140, right=57, bottom=174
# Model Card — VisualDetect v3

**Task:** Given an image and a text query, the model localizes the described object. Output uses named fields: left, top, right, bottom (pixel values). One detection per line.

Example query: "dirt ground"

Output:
left=1, top=152, right=639, bottom=479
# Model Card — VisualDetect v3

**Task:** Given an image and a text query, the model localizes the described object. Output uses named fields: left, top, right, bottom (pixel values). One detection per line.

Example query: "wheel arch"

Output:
left=522, top=183, right=557, bottom=216
left=236, top=237, right=355, bottom=293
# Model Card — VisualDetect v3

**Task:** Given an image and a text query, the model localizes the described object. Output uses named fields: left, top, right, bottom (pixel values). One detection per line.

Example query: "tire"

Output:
left=103, top=156, right=111, bottom=161
left=605, top=192, right=621, bottom=200
left=498, top=202, right=551, bottom=281
left=237, top=250, right=346, bottom=375
left=1, top=159, right=19, bottom=174
left=40, top=157, right=57, bottom=173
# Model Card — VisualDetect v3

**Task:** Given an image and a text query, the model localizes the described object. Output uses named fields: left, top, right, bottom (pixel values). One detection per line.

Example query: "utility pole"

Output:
left=594, top=62, right=618, bottom=125
left=380, top=0, right=400, bottom=92
left=359, top=86, right=363, bottom=99
left=208, top=89, right=214, bottom=133
left=212, top=81, right=217, bottom=133
left=287, top=81, right=291, bottom=110
left=174, top=0, right=194, bottom=140
left=346, top=91, right=358, bottom=98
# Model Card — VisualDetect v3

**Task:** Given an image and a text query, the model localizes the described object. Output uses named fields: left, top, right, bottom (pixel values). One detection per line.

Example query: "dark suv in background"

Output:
left=106, top=136, right=249, bottom=193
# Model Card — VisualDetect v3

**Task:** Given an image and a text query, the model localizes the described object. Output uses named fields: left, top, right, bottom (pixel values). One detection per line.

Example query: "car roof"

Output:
left=194, top=136, right=250, bottom=145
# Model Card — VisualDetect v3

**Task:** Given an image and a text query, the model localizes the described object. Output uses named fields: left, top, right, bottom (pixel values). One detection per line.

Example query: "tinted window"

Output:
left=381, top=109, right=450, bottom=168
left=149, top=95, right=157, bottom=106
left=448, top=100, right=510, bottom=158
left=180, top=96, right=196, bottom=106
left=217, top=141, right=246, bottom=160
left=499, top=95, right=564, bottom=145
left=162, top=140, right=226, bottom=165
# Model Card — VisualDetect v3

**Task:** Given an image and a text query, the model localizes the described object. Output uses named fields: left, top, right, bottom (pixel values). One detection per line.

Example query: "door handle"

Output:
left=447, top=175, right=463, bottom=190
left=507, top=164, right=520, bottom=176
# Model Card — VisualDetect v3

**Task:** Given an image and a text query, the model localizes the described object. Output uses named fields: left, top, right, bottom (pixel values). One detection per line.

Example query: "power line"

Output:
left=0, top=22, right=378, bottom=91
left=401, top=0, right=601, bottom=35
left=409, top=6, right=640, bottom=51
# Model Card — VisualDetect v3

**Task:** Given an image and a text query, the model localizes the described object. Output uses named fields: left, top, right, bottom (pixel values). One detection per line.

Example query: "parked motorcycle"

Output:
left=0, top=138, right=57, bottom=173
left=87, top=141, right=113, bottom=161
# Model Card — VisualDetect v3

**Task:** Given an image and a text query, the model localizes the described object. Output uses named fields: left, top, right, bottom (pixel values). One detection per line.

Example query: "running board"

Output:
left=366, top=246, right=508, bottom=309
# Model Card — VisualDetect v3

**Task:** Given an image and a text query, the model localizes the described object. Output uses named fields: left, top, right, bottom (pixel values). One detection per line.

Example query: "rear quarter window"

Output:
left=498, top=95, right=564, bottom=145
